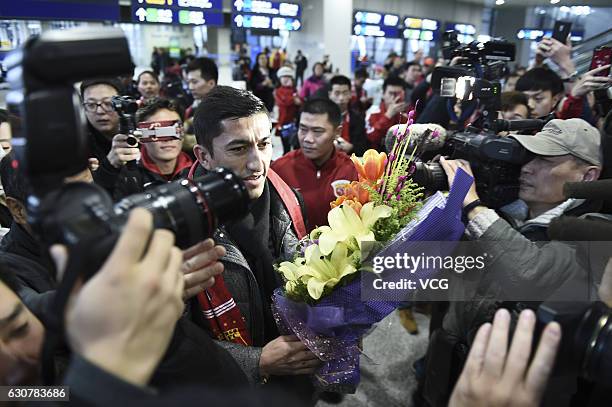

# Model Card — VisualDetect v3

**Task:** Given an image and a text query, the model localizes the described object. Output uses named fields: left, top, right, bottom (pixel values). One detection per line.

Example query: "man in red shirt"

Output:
left=365, top=75, right=407, bottom=150
left=271, top=98, right=358, bottom=232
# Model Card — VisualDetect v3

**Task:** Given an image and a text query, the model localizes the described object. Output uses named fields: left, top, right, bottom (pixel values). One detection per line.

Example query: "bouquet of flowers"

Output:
left=272, top=115, right=474, bottom=393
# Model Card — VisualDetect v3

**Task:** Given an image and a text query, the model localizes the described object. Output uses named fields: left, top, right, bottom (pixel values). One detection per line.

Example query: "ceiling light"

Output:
left=495, top=0, right=505, bottom=4
left=550, top=0, right=560, bottom=4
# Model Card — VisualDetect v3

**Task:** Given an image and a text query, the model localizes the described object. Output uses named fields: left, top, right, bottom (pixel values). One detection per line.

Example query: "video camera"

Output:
left=5, top=26, right=250, bottom=283
left=412, top=32, right=555, bottom=208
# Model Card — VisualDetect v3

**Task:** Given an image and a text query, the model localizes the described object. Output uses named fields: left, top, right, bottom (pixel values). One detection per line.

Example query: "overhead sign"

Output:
left=131, top=0, right=224, bottom=25
left=517, top=28, right=584, bottom=42
left=0, top=0, right=120, bottom=21
left=232, top=13, right=301, bottom=30
left=232, top=1, right=301, bottom=17
left=353, top=10, right=400, bottom=38
left=402, top=16, right=439, bottom=41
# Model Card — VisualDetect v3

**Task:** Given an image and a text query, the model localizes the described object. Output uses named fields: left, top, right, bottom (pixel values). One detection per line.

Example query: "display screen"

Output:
left=232, top=1, right=301, bottom=17
left=132, top=0, right=224, bottom=25
left=232, top=14, right=301, bottom=31
left=354, top=10, right=399, bottom=27
left=0, top=0, right=120, bottom=21
left=353, top=10, right=400, bottom=37
left=402, top=16, right=439, bottom=41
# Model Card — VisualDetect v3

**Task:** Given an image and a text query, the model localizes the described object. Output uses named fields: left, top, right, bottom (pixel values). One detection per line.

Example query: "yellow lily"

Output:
left=318, top=202, right=392, bottom=256
left=278, top=259, right=307, bottom=294
left=300, top=243, right=357, bottom=300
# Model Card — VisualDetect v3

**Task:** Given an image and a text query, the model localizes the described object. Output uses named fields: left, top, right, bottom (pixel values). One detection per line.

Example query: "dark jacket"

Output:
left=64, top=353, right=303, bottom=407
left=0, top=223, right=57, bottom=325
left=188, top=179, right=301, bottom=382
left=112, top=149, right=193, bottom=201
left=249, top=68, right=276, bottom=112
left=88, top=124, right=124, bottom=196
left=347, top=109, right=368, bottom=156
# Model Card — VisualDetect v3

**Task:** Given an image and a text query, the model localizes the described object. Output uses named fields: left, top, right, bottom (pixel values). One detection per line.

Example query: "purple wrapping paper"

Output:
left=271, top=169, right=474, bottom=393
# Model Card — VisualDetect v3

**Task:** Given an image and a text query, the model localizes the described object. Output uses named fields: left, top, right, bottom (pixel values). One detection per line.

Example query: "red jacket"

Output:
left=271, top=149, right=358, bottom=232
left=274, top=86, right=300, bottom=128
left=365, top=101, right=407, bottom=149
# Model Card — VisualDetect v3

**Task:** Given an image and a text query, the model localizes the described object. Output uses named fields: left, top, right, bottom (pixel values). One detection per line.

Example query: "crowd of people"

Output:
left=0, top=27, right=611, bottom=407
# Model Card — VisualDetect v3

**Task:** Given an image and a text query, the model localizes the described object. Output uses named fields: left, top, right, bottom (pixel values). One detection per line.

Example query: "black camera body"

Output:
left=5, top=26, right=251, bottom=268
left=413, top=128, right=534, bottom=208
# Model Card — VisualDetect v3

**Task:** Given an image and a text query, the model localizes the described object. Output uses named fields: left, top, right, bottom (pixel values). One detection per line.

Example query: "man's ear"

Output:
left=334, top=125, right=343, bottom=138
left=193, top=144, right=213, bottom=170
left=5, top=197, right=27, bottom=226
left=582, top=166, right=601, bottom=182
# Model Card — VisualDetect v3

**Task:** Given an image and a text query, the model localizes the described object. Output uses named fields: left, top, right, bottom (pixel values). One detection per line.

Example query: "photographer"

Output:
left=111, top=98, right=193, bottom=200
left=422, top=118, right=602, bottom=406
left=80, top=79, right=140, bottom=192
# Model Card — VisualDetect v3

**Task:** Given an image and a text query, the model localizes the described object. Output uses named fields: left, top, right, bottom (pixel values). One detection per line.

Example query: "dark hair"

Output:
left=0, top=108, right=7, bottom=124
left=301, top=98, right=342, bottom=128
left=515, top=67, right=564, bottom=96
left=186, top=57, right=219, bottom=83
left=354, top=68, right=369, bottom=80
left=383, top=76, right=406, bottom=92
left=403, top=61, right=421, bottom=71
left=329, top=75, right=351, bottom=90
left=80, top=78, right=122, bottom=99
left=312, top=62, right=324, bottom=73
left=193, top=86, right=268, bottom=155
left=0, top=152, right=28, bottom=203
left=136, top=98, right=184, bottom=123
left=136, top=70, right=160, bottom=85
left=501, top=91, right=529, bottom=112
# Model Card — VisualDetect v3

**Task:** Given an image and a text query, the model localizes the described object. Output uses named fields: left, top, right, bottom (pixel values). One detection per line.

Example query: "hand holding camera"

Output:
left=385, top=95, right=407, bottom=119
left=55, top=208, right=184, bottom=387
left=107, top=133, right=140, bottom=168
left=449, top=309, right=561, bottom=407
left=537, top=37, right=575, bottom=76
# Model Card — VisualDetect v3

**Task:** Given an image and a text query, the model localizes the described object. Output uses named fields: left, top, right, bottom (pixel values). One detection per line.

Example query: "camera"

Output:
left=110, top=95, right=141, bottom=147
left=5, top=26, right=251, bottom=272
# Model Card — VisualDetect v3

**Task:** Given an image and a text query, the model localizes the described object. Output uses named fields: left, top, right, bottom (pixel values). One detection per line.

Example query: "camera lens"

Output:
left=412, top=162, right=449, bottom=192
left=113, top=167, right=250, bottom=248
left=575, top=302, right=612, bottom=383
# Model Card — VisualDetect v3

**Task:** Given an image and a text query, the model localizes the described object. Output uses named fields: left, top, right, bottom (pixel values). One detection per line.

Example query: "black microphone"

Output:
left=563, top=180, right=612, bottom=201
left=548, top=217, right=612, bottom=241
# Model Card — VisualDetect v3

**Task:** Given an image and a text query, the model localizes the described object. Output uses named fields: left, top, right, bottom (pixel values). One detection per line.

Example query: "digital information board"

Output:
left=232, top=1, right=302, bottom=31
left=0, top=0, right=120, bottom=21
left=132, top=0, right=224, bottom=26
left=232, top=1, right=301, bottom=17
left=232, top=14, right=301, bottom=31
left=402, top=16, right=439, bottom=41
left=352, top=10, right=400, bottom=38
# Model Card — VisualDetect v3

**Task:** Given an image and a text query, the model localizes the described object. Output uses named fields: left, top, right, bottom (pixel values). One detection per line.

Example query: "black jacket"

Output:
left=0, top=223, right=57, bottom=325
left=348, top=109, right=368, bottom=157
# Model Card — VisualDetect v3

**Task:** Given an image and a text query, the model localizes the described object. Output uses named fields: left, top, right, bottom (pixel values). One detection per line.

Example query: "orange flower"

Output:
left=351, top=149, right=387, bottom=184
left=330, top=195, right=363, bottom=215
left=344, top=181, right=370, bottom=204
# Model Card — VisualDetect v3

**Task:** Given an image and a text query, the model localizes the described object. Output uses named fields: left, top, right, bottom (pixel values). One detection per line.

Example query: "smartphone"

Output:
left=590, top=46, right=612, bottom=77
left=552, top=20, right=572, bottom=43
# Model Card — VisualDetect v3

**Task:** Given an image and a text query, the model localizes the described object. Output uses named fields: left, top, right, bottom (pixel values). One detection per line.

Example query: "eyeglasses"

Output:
left=83, top=100, right=114, bottom=113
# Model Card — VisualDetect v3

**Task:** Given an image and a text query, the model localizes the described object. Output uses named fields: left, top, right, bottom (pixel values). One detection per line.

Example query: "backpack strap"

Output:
left=267, top=168, right=307, bottom=239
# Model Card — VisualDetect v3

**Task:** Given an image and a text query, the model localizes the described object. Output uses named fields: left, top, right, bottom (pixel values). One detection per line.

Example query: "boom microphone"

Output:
left=548, top=217, right=612, bottom=241
left=564, top=180, right=612, bottom=201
